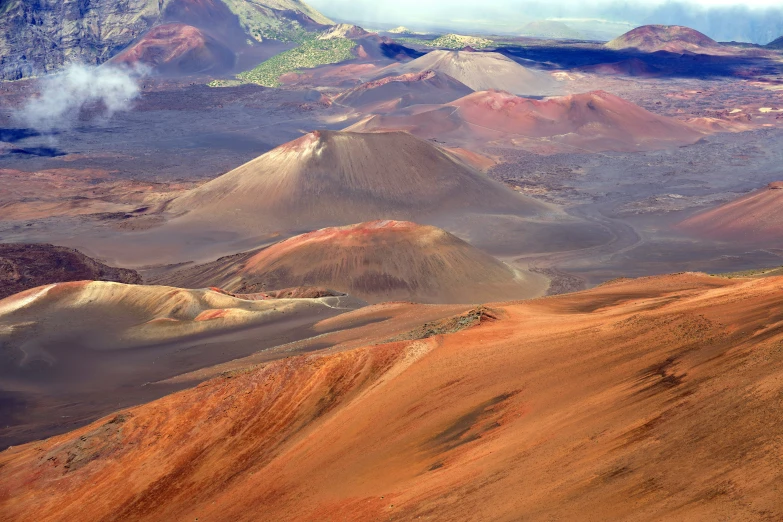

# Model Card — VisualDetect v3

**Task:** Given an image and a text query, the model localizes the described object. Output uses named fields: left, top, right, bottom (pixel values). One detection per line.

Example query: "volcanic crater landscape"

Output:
left=2, top=1, right=783, bottom=520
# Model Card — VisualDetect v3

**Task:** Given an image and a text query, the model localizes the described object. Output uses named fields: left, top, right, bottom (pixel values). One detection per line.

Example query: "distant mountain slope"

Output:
left=0, top=0, right=332, bottom=80
left=767, top=36, right=783, bottom=49
left=520, top=21, right=583, bottom=39
left=606, top=25, right=722, bottom=54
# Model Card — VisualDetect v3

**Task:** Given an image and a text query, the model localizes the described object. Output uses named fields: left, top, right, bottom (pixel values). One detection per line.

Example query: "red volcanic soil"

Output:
left=350, top=90, right=706, bottom=153
left=4, top=273, right=783, bottom=520
left=334, top=70, right=473, bottom=113
left=167, top=130, right=551, bottom=233
left=0, top=244, right=141, bottom=299
left=158, top=220, right=542, bottom=304
left=111, top=23, right=235, bottom=75
left=676, top=182, right=783, bottom=244
left=606, top=25, right=722, bottom=54
left=396, top=50, right=560, bottom=96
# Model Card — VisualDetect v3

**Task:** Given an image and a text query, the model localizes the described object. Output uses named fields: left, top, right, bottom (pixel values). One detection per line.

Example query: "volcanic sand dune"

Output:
left=5, top=273, right=783, bottom=520
left=392, top=50, right=561, bottom=96
left=0, top=280, right=361, bottom=445
left=166, top=130, right=555, bottom=241
left=334, top=70, right=473, bottom=113
left=606, top=25, right=723, bottom=54
left=0, top=243, right=141, bottom=300
left=349, top=90, right=706, bottom=153
left=111, top=23, right=236, bottom=75
left=152, top=220, right=545, bottom=304
left=676, top=181, right=783, bottom=244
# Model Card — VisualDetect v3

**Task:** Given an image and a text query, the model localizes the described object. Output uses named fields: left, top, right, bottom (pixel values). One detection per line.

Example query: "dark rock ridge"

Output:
left=0, top=243, right=141, bottom=300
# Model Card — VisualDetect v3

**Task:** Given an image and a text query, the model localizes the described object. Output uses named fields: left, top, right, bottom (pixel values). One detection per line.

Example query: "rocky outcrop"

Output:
left=0, top=243, right=141, bottom=299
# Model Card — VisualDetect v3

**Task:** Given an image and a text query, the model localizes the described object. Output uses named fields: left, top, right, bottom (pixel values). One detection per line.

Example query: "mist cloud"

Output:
left=16, top=64, right=148, bottom=132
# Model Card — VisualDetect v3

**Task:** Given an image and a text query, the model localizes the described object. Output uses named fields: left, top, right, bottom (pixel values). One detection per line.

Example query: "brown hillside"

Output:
left=606, top=25, right=722, bottom=54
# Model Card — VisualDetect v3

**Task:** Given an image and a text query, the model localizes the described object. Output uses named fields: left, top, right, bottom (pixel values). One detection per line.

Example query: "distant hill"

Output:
left=606, top=25, right=722, bottom=54
left=396, top=50, right=560, bottom=96
left=0, top=0, right=333, bottom=80
left=767, top=36, right=783, bottom=49
left=388, top=26, right=415, bottom=35
left=520, top=21, right=583, bottom=40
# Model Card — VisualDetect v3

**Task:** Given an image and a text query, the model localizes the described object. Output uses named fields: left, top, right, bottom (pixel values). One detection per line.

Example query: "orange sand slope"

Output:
left=3, top=272, right=783, bottom=520
left=677, top=181, right=783, bottom=244
left=154, top=220, right=545, bottom=304
left=350, top=90, right=706, bottom=152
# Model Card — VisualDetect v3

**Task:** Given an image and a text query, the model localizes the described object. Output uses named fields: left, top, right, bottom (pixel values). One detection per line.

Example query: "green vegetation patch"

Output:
left=428, top=34, right=494, bottom=49
left=234, top=36, right=355, bottom=87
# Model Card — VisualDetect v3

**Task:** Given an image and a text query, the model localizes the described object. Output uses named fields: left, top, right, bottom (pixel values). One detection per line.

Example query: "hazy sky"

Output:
left=308, top=0, right=783, bottom=43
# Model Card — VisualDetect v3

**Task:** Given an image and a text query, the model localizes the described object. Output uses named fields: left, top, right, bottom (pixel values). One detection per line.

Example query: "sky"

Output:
left=307, top=0, right=783, bottom=43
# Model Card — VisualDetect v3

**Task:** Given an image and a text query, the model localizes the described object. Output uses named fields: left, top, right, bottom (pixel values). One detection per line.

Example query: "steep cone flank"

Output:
left=676, top=182, right=783, bottom=244
left=335, top=70, right=473, bottom=112
left=396, top=50, right=560, bottom=96
left=350, top=90, right=705, bottom=152
left=0, top=244, right=141, bottom=300
left=5, top=273, right=783, bottom=520
left=111, top=23, right=236, bottom=75
left=606, top=25, right=722, bottom=54
left=168, top=130, right=550, bottom=232
left=167, top=221, right=540, bottom=304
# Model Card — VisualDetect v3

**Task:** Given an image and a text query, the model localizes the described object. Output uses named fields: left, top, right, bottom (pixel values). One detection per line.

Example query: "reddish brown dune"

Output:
left=111, top=23, right=235, bottom=75
left=167, top=130, right=552, bottom=234
left=334, top=70, right=473, bottom=113
left=676, top=182, right=783, bottom=244
left=0, top=244, right=141, bottom=300
left=155, top=221, right=542, bottom=304
left=395, top=50, right=560, bottom=96
left=606, top=25, right=722, bottom=54
left=350, top=90, right=706, bottom=153
left=0, top=280, right=359, bottom=445
left=4, top=273, right=783, bottom=520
